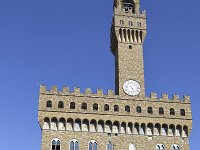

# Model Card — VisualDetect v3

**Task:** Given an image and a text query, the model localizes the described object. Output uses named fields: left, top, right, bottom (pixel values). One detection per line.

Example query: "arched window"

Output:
left=183, top=126, right=188, bottom=137
left=159, top=107, right=164, bottom=115
left=70, top=102, right=75, bottom=109
left=122, top=0, right=135, bottom=14
left=120, top=20, right=124, bottom=25
left=82, top=119, right=89, bottom=132
left=127, top=29, right=131, bottom=42
left=47, top=101, right=52, bottom=108
left=171, top=144, right=180, bottom=150
left=93, top=103, right=98, bottom=111
left=105, top=121, right=112, bottom=133
left=121, top=122, right=126, bottom=134
left=43, top=117, right=50, bottom=130
left=176, top=125, right=182, bottom=137
left=180, top=109, right=185, bottom=116
left=147, top=123, right=153, bottom=136
left=58, top=118, right=66, bottom=130
left=123, top=29, right=127, bottom=42
left=74, top=119, right=81, bottom=131
left=129, top=21, right=133, bottom=26
left=169, top=125, right=175, bottom=137
left=134, top=123, right=139, bottom=134
left=125, top=105, right=130, bottom=113
left=156, top=144, right=165, bottom=150
left=129, top=143, right=136, bottom=150
left=70, top=139, right=79, bottom=150
left=81, top=103, right=87, bottom=110
left=139, top=31, right=143, bottom=43
left=136, top=30, right=139, bottom=42
left=107, top=142, right=113, bottom=150
left=127, top=123, right=133, bottom=134
left=119, top=28, right=123, bottom=42
left=52, top=138, right=60, bottom=150
left=114, top=105, right=119, bottom=112
left=155, top=124, right=161, bottom=135
left=104, top=104, right=109, bottom=111
left=113, top=121, right=119, bottom=133
left=51, top=118, right=58, bottom=130
left=140, top=123, right=145, bottom=135
left=170, top=108, right=175, bottom=115
left=147, top=107, right=153, bottom=114
left=58, top=101, right=64, bottom=108
left=90, top=120, right=97, bottom=132
left=67, top=118, right=73, bottom=131
left=136, top=106, right=141, bottom=113
left=161, top=124, right=168, bottom=136
left=97, top=120, right=104, bottom=132
left=89, top=140, right=98, bottom=150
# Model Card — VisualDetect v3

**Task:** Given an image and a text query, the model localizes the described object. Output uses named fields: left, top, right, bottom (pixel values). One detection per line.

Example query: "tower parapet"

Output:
left=40, top=85, right=191, bottom=103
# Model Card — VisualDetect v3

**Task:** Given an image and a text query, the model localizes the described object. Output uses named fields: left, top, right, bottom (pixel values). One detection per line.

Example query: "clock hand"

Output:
left=130, top=85, right=134, bottom=90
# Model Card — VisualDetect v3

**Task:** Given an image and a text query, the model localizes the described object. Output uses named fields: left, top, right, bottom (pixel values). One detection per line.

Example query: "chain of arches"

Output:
left=118, top=28, right=143, bottom=43
left=43, top=117, right=189, bottom=138
left=46, top=101, right=186, bottom=117
left=51, top=138, right=181, bottom=150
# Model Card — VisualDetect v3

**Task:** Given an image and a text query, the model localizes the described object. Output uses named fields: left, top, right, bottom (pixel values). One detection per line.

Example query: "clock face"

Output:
left=123, top=80, right=141, bottom=96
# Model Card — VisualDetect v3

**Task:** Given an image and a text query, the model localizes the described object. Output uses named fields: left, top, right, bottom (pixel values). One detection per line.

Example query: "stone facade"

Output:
left=38, top=0, right=192, bottom=150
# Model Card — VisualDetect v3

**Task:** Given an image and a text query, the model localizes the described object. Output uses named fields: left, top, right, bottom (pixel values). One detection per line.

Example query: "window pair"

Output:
left=46, top=101, right=64, bottom=108
left=156, top=144, right=180, bottom=150
left=70, top=140, right=97, bottom=150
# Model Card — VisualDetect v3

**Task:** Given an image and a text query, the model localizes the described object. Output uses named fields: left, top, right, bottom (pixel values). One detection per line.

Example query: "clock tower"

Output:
left=38, top=1, right=192, bottom=150
left=111, top=0, right=147, bottom=98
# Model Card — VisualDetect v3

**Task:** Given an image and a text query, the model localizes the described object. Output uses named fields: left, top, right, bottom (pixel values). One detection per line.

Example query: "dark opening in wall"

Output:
left=159, top=107, right=164, bottom=115
left=47, top=101, right=52, bottom=108
left=81, top=103, right=87, bottom=110
left=147, top=107, right=153, bottom=114
left=58, top=101, right=64, bottom=108
left=136, top=106, right=142, bottom=113
left=70, top=102, right=75, bottom=109
left=122, top=0, right=135, bottom=14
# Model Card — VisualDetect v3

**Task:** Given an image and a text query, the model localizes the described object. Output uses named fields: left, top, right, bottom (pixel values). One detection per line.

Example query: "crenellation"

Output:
left=150, top=92, right=157, bottom=99
left=40, top=85, right=46, bottom=93
left=107, top=90, right=115, bottom=96
left=96, top=89, right=103, bottom=96
left=85, top=88, right=92, bottom=95
left=51, top=85, right=58, bottom=94
left=172, top=94, right=180, bottom=102
left=62, top=86, right=70, bottom=94
left=161, top=93, right=169, bottom=101
left=73, top=87, right=81, bottom=94
left=40, top=85, right=191, bottom=104
left=183, top=95, right=191, bottom=103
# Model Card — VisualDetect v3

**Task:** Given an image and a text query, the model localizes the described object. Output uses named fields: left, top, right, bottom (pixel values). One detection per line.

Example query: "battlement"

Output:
left=40, top=85, right=191, bottom=103
left=147, top=92, right=191, bottom=103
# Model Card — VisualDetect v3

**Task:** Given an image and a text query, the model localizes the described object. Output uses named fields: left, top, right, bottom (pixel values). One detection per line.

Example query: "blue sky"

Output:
left=0, top=0, right=199, bottom=149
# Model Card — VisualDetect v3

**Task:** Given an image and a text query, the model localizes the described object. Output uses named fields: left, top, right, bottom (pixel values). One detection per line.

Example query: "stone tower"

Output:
left=111, top=0, right=146, bottom=98
left=38, top=0, right=192, bottom=150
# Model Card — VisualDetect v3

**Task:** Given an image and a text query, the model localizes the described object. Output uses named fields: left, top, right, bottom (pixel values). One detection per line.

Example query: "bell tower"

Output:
left=38, top=1, right=192, bottom=149
left=111, top=0, right=147, bottom=98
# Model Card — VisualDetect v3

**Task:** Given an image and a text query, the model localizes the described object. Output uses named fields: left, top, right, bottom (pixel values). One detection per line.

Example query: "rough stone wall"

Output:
left=111, top=2, right=147, bottom=97
left=41, top=130, right=190, bottom=150
left=38, top=86, right=192, bottom=150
